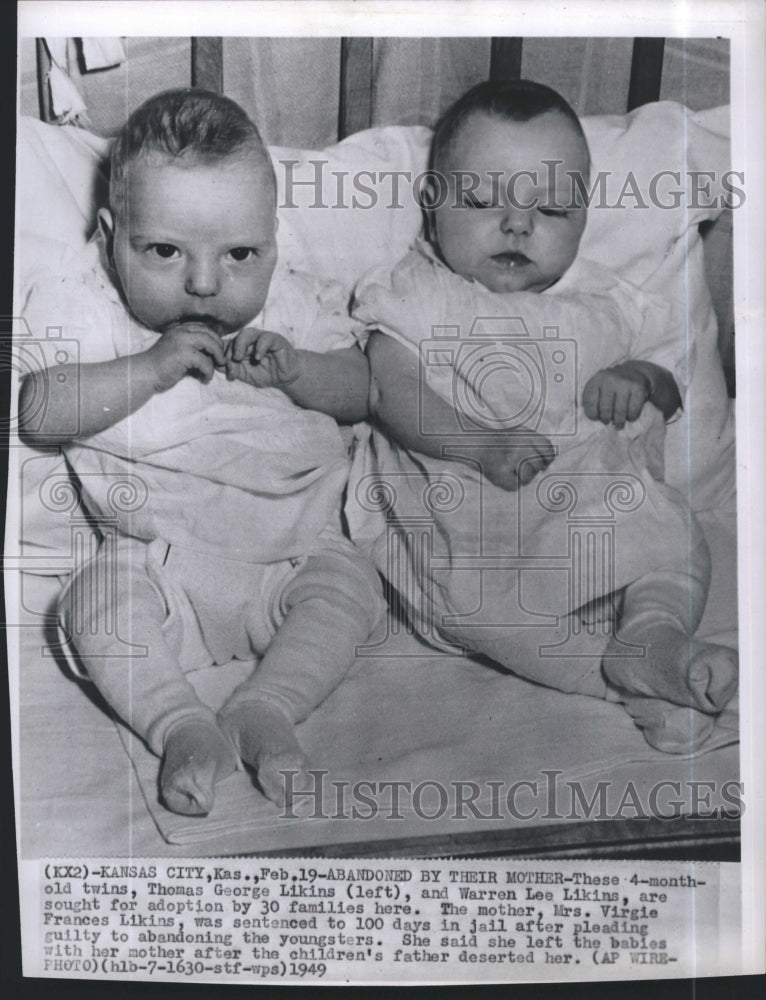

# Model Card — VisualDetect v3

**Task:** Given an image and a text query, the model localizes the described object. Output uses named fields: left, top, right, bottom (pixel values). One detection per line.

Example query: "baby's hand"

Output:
left=225, top=328, right=302, bottom=389
left=146, top=324, right=227, bottom=391
left=474, top=430, right=556, bottom=491
left=582, top=364, right=652, bottom=429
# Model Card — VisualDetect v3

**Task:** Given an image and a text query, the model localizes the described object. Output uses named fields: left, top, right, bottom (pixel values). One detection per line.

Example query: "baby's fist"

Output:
left=582, top=364, right=652, bottom=429
left=225, top=328, right=302, bottom=389
left=148, top=323, right=226, bottom=390
left=475, top=431, right=555, bottom=491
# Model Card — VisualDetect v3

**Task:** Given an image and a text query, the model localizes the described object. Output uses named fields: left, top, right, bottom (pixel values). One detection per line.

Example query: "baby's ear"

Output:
left=97, top=208, right=115, bottom=261
left=418, top=175, right=446, bottom=242
left=418, top=175, right=439, bottom=211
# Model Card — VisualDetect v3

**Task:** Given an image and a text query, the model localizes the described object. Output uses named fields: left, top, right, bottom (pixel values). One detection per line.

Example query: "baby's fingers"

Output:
left=516, top=458, right=541, bottom=487
left=582, top=377, right=602, bottom=421
left=597, top=386, right=618, bottom=425
left=192, top=331, right=226, bottom=370
left=625, top=384, right=647, bottom=423
left=516, top=446, right=551, bottom=486
left=190, top=348, right=216, bottom=383
left=230, top=327, right=261, bottom=362
left=530, top=432, right=556, bottom=467
left=612, top=383, right=648, bottom=428
left=252, top=329, right=287, bottom=362
left=611, top=389, right=630, bottom=429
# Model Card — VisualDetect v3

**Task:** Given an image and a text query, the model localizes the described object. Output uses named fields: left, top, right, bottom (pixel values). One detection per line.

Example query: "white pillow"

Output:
left=15, top=117, right=110, bottom=286
left=271, top=102, right=734, bottom=513
left=12, top=102, right=734, bottom=574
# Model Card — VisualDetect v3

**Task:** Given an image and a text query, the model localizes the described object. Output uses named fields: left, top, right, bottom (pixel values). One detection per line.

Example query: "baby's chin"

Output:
left=473, top=269, right=558, bottom=294
left=458, top=254, right=562, bottom=294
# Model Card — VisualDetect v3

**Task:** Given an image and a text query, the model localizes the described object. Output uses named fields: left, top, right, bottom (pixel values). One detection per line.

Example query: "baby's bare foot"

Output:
left=219, top=701, right=310, bottom=809
left=603, top=624, right=738, bottom=712
left=160, top=716, right=238, bottom=816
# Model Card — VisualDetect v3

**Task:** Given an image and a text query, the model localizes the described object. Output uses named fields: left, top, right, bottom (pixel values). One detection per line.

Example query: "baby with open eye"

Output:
left=20, top=88, right=385, bottom=816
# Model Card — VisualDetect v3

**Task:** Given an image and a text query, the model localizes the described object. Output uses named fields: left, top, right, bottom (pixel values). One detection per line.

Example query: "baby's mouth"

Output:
left=168, top=316, right=229, bottom=337
left=491, top=251, right=532, bottom=268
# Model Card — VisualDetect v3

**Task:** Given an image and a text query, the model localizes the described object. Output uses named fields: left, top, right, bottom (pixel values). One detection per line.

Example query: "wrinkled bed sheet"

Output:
left=17, top=509, right=738, bottom=856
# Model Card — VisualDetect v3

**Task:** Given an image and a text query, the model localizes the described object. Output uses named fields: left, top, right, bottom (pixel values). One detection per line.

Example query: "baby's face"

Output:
left=431, top=111, right=588, bottom=293
left=101, top=152, right=277, bottom=336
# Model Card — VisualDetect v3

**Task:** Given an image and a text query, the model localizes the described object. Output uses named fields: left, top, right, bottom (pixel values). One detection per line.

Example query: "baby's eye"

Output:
left=228, top=247, right=258, bottom=262
left=463, top=193, right=492, bottom=209
left=147, top=243, right=180, bottom=259
left=538, top=207, right=570, bottom=218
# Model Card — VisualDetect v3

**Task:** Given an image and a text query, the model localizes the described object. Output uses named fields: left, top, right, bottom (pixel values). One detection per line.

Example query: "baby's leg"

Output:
left=602, top=529, right=738, bottom=751
left=59, top=541, right=237, bottom=816
left=219, top=548, right=384, bottom=808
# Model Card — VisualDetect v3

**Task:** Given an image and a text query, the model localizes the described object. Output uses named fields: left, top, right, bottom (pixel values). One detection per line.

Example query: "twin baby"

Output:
left=20, top=84, right=737, bottom=817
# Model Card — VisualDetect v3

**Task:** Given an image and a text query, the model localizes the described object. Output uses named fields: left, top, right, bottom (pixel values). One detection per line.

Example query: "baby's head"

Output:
left=100, top=88, right=278, bottom=335
left=426, top=79, right=590, bottom=293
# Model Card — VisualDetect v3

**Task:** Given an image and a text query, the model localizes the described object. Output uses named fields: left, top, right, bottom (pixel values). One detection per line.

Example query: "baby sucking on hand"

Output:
left=355, top=79, right=737, bottom=750
left=20, top=89, right=383, bottom=816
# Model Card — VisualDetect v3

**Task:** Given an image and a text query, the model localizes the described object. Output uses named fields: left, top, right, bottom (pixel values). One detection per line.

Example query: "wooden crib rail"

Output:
left=489, top=37, right=523, bottom=81
left=35, top=38, right=55, bottom=122
left=191, top=36, right=224, bottom=92
left=36, top=35, right=668, bottom=136
left=627, top=37, right=666, bottom=110
left=339, top=37, right=374, bottom=140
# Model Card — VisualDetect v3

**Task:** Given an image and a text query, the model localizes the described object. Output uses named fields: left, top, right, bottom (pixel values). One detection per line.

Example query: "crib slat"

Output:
left=627, top=38, right=665, bottom=110
left=35, top=39, right=55, bottom=122
left=191, top=37, right=224, bottom=93
left=490, top=38, right=523, bottom=81
left=339, top=37, right=373, bottom=140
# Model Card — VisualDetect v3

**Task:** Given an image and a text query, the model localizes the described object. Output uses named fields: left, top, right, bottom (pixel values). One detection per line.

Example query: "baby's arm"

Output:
left=19, top=325, right=227, bottom=446
left=582, top=361, right=682, bottom=428
left=226, top=328, right=369, bottom=423
left=367, top=332, right=555, bottom=492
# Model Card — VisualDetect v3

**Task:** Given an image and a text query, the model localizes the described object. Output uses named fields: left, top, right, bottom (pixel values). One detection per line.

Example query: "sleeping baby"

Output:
left=19, top=88, right=384, bottom=817
left=345, top=79, right=738, bottom=751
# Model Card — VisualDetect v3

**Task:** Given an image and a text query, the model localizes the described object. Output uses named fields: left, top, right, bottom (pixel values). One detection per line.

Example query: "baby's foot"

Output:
left=219, top=701, right=310, bottom=809
left=160, top=716, right=239, bottom=816
left=685, top=641, right=739, bottom=711
left=617, top=693, right=716, bottom=754
left=603, top=624, right=738, bottom=713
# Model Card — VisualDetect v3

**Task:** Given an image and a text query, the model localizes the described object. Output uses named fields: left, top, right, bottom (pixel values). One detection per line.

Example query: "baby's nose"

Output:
left=185, top=260, right=221, bottom=297
left=500, top=206, right=534, bottom=236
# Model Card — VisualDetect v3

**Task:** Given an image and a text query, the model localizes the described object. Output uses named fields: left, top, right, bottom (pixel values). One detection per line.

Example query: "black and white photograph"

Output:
left=6, top=0, right=765, bottom=987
